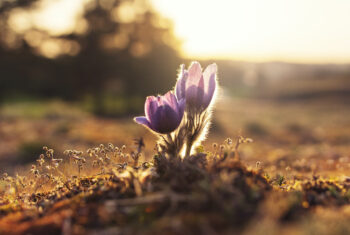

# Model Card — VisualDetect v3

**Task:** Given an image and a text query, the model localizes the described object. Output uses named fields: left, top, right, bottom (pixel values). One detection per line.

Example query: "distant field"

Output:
left=1, top=97, right=349, bottom=177
left=214, top=98, right=350, bottom=177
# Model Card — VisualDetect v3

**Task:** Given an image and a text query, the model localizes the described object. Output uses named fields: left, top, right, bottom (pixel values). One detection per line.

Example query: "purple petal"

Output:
left=186, top=70, right=204, bottom=107
left=203, top=63, right=217, bottom=108
left=202, top=73, right=216, bottom=108
left=187, top=61, right=202, bottom=87
left=185, top=62, right=205, bottom=107
left=186, top=84, right=204, bottom=108
left=197, top=75, right=205, bottom=103
left=175, top=77, right=185, bottom=101
left=203, top=63, right=217, bottom=83
left=145, top=96, right=158, bottom=121
left=149, top=104, right=163, bottom=131
left=134, top=116, right=151, bottom=129
left=177, top=98, right=185, bottom=119
left=137, top=91, right=185, bottom=134
left=198, top=74, right=205, bottom=91
left=175, top=65, right=187, bottom=101
left=152, top=105, right=180, bottom=134
left=162, top=91, right=178, bottom=113
left=178, top=64, right=185, bottom=78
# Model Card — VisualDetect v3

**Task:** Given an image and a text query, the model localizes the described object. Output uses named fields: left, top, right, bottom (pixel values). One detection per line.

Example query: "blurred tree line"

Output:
left=0, top=0, right=181, bottom=116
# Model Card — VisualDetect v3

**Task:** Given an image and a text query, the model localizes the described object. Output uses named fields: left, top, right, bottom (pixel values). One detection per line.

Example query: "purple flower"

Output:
left=134, top=91, right=185, bottom=134
left=175, top=62, right=217, bottom=111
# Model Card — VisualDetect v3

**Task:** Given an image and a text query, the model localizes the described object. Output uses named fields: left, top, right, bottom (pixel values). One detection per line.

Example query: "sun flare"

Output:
left=151, top=0, right=350, bottom=63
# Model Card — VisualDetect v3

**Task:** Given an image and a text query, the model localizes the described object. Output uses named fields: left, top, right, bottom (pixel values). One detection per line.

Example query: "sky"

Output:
left=151, top=0, right=350, bottom=63
left=11, top=0, right=350, bottom=63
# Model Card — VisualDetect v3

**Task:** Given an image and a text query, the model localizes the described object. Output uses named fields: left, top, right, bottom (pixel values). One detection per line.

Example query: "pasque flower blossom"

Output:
left=134, top=91, right=185, bottom=134
left=133, top=61, right=218, bottom=158
left=175, top=62, right=217, bottom=112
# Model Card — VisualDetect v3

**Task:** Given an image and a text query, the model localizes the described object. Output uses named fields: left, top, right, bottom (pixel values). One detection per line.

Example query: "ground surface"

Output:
left=0, top=97, right=350, bottom=234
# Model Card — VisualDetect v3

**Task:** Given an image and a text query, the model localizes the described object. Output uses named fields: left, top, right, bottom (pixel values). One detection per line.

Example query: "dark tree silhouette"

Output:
left=0, top=0, right=181, bottom=115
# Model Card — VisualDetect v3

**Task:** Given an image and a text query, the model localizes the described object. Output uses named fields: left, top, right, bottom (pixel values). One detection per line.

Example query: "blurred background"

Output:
left=0, top=0, right=350, bottom=175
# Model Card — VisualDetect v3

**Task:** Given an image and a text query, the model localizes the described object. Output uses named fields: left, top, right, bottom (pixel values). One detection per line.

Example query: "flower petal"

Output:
left=175, top=65, right=187, bottom=101
left=145, top=96, right=158, bottom=121
left=134, top=116, right=151, bottom=129
left=186, top=61, right=202, bottom=87
left=203, top=63, right=217, bottom=108
left=203, top=63, right=217, bottom=83
left=177, top=98, right=186, bottom=119
left=162, top=91, right=179, bottom=113
left=152, top=105, right=180, bottom=134
left=185, top=73, right=205, bottom=108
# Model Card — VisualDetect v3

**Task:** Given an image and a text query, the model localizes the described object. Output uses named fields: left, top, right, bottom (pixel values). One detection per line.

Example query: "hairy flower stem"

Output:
left=184, top=111, right=209, bottom=158
left=159, top=133, right=183, bottom=158
left=185, top=138, right=193, bottom=158
left=166, top=134, right=177, bottom=157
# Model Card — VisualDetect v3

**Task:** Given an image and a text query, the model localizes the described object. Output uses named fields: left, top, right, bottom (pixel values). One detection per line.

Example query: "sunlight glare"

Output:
left=151, top=0, right=350, bottom=63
